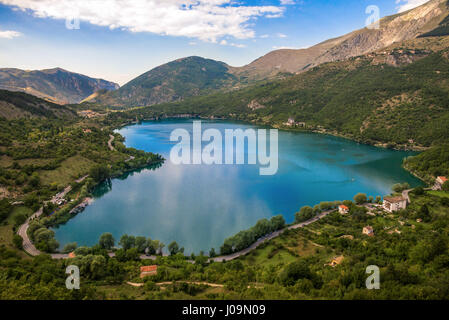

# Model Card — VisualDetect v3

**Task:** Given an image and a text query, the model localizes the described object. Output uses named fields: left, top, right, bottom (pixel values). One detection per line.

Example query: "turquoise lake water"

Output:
left=54, top=120, right=421, bottom=253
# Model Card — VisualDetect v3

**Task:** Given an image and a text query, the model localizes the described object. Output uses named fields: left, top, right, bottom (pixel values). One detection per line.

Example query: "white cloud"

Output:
left=277, top=33, right=287, bottom=38
left=0, top=0, right=284, bottom=42
left=395, top=0, right=430, bottom=13
left=280, top=0, right=295, bottom=5
left=260, top=34, right=269, bottom=38
left=0, top=29, right=22, bottom=39
left=220, top=39, right=245, bottom=48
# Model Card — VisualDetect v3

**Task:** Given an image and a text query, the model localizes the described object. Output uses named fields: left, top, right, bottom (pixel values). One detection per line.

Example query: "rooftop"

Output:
left=140, top=265, right=157, bottom=273
left=384, top=196, right=406, bottom=203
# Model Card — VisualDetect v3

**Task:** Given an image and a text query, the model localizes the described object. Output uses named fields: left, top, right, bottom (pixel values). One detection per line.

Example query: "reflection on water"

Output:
left=54, top=120, right=422, bottom=254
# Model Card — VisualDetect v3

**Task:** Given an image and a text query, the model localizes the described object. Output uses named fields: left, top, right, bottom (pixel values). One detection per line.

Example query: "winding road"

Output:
left=210, top=209, right=334, bottom=262
left=17, top=176, right=89, bottom=257
left=108, top=134, right=115, bottom=151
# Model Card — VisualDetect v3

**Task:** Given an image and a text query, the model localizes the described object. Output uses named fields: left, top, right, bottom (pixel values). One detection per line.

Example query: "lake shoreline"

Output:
left=114, top=115, right=427, bottom=185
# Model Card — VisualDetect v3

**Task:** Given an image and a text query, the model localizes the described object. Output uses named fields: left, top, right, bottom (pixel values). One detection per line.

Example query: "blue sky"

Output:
left=0, top=0, right=430, bottom=85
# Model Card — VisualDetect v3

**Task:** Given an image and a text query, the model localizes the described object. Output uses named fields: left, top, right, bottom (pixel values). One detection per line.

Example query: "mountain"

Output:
left=0, top=89, right=77, bottom=119
left=124, top=35, right=449, bottom=150
left=235, top=0, right=449, bottom=80
left=92, top=56, right=237, bottom=107
left=0, top=68, right=119, bottom=104
left=91, top=0, right=449, bottom=108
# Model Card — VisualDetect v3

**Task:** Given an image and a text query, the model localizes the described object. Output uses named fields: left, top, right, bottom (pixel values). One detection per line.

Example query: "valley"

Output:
left=0, top=0, right=449, bottom=303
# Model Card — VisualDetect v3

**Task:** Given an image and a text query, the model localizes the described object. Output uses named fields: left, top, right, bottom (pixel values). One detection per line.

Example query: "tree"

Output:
left=0, top=198, right=12, bottom=222
left=12, top=234, right=23, bottom=249
left=63, top=242, right=78, bottom=253
left=368, top=196, right=374, bottom=203
left=442, top=181, right=449, bottom=192
left=119, top=234, right=135, bottom=250
left=89, top=165, right=110, bottom=183
left=295, top=206, right=314, bottom=223
left=353, top=193, right=367, bottom=205
left=152, top=240, right=165, bottom=255
left=417, top=204, right=431, bottom=222
left=375, top=196, right=382, bottom=204
left=13, top=212, right=27, bottom=227
left=253, top=219, right=271, bottom=238
left=99, top=233, right=115, bottom=250
left=270, top=215, right=285, bottom=231
left=392, top=182, right=410, bottom=193
left=279, top=259, right=312, bottom=286
left=135, top=236, right=147, bottom=253
left=168, top=241, right=183, bottom=255
left=209, top=248, right=216, bottom=258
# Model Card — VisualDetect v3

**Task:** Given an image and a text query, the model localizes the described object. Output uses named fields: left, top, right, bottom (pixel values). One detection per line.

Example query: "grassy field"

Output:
left=0, top=225, right=30, bottom=259
left=38, top=154, right=96, bottom=186
left=428, top=190, right=449, bottom=198
left=7, top=206, right=33, bottom=225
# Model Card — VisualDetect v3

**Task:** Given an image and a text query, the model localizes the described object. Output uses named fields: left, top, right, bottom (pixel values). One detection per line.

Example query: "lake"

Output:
left=54, top=120, right=421, bottom=254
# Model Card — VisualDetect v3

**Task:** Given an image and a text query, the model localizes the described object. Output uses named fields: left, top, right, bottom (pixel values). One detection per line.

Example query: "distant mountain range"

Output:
left=0, top=89, right=76, bottom=119
left=0, top=68, right=119, bottom=104
left=2, top=0, right=449, bottom=109
left=91, top=0, right=449, bottom=108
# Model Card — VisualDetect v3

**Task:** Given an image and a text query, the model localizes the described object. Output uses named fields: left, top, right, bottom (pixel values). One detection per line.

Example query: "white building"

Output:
left=383, top=196, right=407, bottom=213
left=338, top=205, right=349, bottom=214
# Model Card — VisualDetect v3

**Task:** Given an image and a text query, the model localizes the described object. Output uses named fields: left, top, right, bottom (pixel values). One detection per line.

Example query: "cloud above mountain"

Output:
left=0, top=0, right=284, bottom=42
left=396, top=0, right=431, bottom=13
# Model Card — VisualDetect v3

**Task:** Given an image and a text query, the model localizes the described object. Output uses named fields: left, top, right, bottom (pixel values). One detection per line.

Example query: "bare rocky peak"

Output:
left=234, top=0, right=449, bottom=79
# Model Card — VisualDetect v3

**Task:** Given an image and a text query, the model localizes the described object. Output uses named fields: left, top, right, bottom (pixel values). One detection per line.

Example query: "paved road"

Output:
left=17, top=207, right=43, bottom=256
left=17, top=175, right=89, bottom=257
left=210, top=209, right=334, bottom=262
left=49, top=210, right=335, bottom=261
left=402, top=189, right=413, bottom=203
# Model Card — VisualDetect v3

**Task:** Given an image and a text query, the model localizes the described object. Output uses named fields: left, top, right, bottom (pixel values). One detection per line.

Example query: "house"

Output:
left=362, top=226, right=374, bottom=237
left=383, top=196, right=407, bottom=213
left=284, top=117, right=296, bottom=127
left=338, top=205, right=349, bottom=214
left=328, top=256, right=344, bottom=267
left=68, top=252, right=76, bottom=259
left=435, top=176, right=447, bottom=190
left=140, top=265, right=158, bottom=278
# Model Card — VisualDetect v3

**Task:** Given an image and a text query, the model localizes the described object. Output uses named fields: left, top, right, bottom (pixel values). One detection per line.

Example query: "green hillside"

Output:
left=109, top=44, right=449, bottom=150
left=0, top=90, right=77, bottom=120
left=95, top=56, right=238, bottom=107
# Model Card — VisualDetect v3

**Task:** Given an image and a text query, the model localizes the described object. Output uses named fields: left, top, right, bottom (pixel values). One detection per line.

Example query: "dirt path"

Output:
left=126, top=281, right=224, bottom=288
left=108, top=134, right=115, bottom=151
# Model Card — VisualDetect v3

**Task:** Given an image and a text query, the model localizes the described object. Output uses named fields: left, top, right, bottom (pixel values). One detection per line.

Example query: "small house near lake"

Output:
left=338, top=205, right=349, bottom=214
left=362, top=226, right=374, bottom=237
left=435, top=176, right=447, bottom=190
left=383, top=196, right=407, bottom=213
